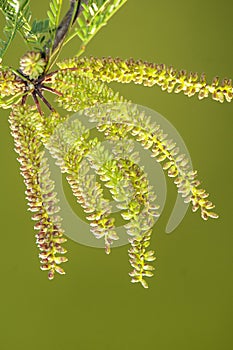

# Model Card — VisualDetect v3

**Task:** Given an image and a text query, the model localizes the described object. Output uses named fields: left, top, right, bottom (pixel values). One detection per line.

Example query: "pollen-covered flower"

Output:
left=20, top=51, right=46, bottom=80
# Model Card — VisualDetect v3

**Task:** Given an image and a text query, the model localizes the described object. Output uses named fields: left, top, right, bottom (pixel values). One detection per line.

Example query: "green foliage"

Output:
left=0, top=0, right=231, bottom=287
left=47, top=0, right=62, bottom=50
left=0, top=0, right=56, bottom=54
left=47, top=0, right=63, bottom=29
left=31, top=18, right=50, bottom=35
left=0, top=0, right=33, bottom=57
left=66, top=0, right=127, bottom=55
left=29, top=18, right=50, bottom=50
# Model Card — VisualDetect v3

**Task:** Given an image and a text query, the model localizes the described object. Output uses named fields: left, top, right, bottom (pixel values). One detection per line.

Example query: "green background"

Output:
left=0, top=0, right=232, bottom=349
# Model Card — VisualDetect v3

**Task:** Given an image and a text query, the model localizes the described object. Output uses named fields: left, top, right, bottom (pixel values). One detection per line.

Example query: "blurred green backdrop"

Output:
left=0, top=1, right=232, bottom=349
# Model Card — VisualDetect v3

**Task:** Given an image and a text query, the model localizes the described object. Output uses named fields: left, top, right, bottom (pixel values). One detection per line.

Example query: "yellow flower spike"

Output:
left=9, top=105, right=68, bottom=280
left=56, top=57, right=233, bottom=103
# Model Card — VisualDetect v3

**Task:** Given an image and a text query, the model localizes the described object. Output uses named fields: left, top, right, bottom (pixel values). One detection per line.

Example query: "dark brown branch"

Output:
left=40, top=85, right=63, bottom=96
left=32, top=91, right=42, bottom=115
left=21, top=94, right=28, bottom=105
left=52, top=0, right=82, bottom=52
left=36, top=89, right=55, bottom=112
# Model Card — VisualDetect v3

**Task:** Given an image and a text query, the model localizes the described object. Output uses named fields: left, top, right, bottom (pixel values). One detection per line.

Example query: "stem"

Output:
left=21, top=93, right=28, bottom=105
left=46, top=0, right=81, bottom=72
left=12, top=69, right=31, bottom=83
left=36, top=89, right=55, bottom=112
left=32, top=91, right=42, bottom=115
left=40, top=85, right=63, bottom=96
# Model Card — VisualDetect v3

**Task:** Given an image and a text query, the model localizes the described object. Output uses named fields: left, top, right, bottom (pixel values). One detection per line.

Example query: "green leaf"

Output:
left=31, top=18, right=50, bottom=35
left=65, top=0, right=128, bottom=56
left=46, top=0, right=63, bottom=50
left=47, top=0, right=62, bottom=29
left=0, top=0, right=34, bottom=57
